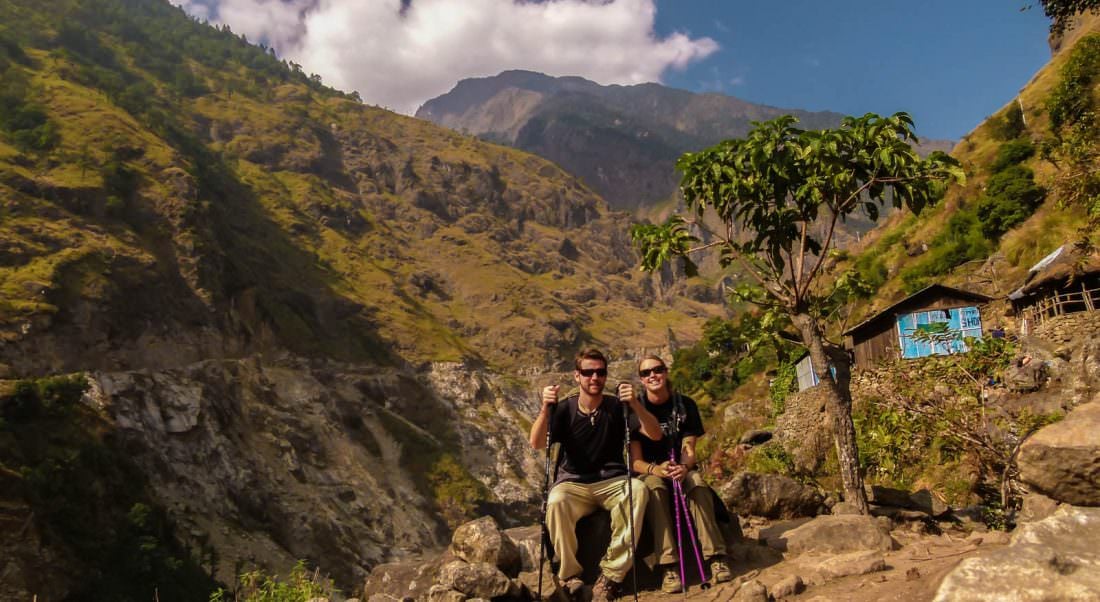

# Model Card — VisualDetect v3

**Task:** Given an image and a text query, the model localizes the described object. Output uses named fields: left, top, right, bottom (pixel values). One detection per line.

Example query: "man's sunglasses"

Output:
left=639, top=365, right=668, bottom=377
left=578, top=368, right=608, bottom=378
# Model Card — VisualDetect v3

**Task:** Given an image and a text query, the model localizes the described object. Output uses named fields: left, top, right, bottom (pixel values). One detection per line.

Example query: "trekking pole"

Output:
left=670, top=450, right=688, bottom=597
left=671, top=447, right=711, bottom=590
left=618, top=382, right=640, bottom=602
left=537, top=389, right=556, bottom=601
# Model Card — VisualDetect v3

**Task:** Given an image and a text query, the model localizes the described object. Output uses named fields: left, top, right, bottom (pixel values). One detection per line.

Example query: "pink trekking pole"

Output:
left=671, top=448, right=710, bottom=591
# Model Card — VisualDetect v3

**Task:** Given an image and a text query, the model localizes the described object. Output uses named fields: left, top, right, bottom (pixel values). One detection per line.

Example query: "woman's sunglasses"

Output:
left=639, top=365, right=668, bottom=377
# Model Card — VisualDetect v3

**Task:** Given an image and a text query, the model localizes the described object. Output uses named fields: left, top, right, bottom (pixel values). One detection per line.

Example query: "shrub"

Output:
left=990, top=138, right=1035, bottom=172
left=210, top=561, right=336, bottom=602
left=975, top=165, right=1046, bottom=238
left=989, top=103, right=1026, bottom=141
left=900, top=210, right=993, bottom=292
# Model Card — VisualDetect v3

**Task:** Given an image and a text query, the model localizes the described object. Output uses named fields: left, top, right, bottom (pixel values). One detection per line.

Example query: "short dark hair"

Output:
left=574, top=348, right=607, bottom=371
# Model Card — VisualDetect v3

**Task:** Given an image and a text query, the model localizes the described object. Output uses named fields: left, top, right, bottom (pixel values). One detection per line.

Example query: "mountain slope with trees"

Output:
left=0, top=0, right=728, bottom=597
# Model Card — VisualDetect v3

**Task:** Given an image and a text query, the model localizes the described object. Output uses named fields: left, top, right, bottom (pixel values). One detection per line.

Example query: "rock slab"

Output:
left=933, top=505, right=1100, bottom=601
left=717, top=472, right=825, bottom=519
left=1017, top=401, right=1100, bottom=506
left=762, top=515, right=894, bottom=555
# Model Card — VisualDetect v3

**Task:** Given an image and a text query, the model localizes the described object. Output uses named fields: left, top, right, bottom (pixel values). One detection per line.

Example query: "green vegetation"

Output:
left=853, top=338, right=1062, bottom=520
left=768, top=361, right=798, bottom=418
left=0, top=375, right=218, bottom=600
left=1039, top=0, right=1100, bottom=34
left=1043, top=33, right=1100, bottom=249
left=210, top=561, right=336, bottom=602
left=671, top=313, right=796, bottom=401
left=634, top=112, right=964, bottom=513
left=988, top=102, right=1026, bottom=141
left=0, top=36, right=59, bottom=152
left=743, top=444, right=798, bottom=478
left=900, top=137, right=1045, bottom=292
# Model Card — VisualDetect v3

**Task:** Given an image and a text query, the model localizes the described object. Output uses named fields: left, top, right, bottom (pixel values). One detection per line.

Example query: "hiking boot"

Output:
left=709, top=557, right=732, bottom=583
left=660, top=566, right=683, bottom=593
left=590, top=573, right=621, bottom=602
left=561, top=576, right=584, bottom=600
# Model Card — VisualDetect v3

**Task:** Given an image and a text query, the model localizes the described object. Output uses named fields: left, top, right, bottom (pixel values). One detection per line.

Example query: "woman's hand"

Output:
left=662, top=461, right=688, bottom=482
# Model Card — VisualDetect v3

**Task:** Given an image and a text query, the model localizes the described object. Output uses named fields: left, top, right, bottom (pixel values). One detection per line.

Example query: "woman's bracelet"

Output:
left=646, top=463, right=654, bottom=475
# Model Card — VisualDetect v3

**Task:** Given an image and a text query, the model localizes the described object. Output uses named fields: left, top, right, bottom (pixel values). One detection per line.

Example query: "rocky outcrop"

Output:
left=717, top=472, right=826, bottom=519
left=1018, top=401, right=1100, bottom=506
left=934, top=505, right=1100, bottom=601
left=449, top=517, right=521, bottom=575
left=869, top=485, right=949, bottom=517
left=761, top=515, right=894, bottom=555
left=84, top=356, right=542, bottom=592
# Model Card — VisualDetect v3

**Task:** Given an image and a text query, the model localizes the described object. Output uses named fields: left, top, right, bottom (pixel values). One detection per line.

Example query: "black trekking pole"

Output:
left=617, top=382, right=640, bottom=602
left=537, top=391, right=556, bottom=601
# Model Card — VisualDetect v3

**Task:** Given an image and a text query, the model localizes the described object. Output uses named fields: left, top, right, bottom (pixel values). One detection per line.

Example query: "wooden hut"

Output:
left=844, top=284, right=992, bottom=369
left=1008, top=244, right=1100, bottom=334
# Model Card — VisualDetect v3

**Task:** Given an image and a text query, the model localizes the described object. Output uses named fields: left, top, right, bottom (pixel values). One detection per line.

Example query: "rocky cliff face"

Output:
left=79, top=356, right=544, bottom=590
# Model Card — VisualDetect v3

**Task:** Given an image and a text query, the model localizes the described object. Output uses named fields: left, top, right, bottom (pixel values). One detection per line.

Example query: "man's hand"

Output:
left=541, top=385, right=560, bottom=410
left=617, top=382, right=635, bottom=404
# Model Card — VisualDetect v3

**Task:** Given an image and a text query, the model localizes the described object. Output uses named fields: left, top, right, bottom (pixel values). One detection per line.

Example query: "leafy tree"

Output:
left=1037, top=0, right=1100, bottom=35
left=632, top=113, right=963, bottom=512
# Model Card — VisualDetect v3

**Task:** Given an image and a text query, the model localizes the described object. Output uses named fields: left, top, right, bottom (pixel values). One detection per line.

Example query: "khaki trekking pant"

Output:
left=546, top=476, right=649, bottom=582
left=641, top=471, right=726, bottom=565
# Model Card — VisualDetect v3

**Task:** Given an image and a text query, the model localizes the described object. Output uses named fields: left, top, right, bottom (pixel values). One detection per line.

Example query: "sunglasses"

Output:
left=638, top=365, right=668, bottom=377
left=578, top=368, right=608, bottom=378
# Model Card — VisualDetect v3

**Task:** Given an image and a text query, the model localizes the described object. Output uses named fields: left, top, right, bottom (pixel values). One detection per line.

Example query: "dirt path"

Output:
left=626, top=527, right=1005, bottom=602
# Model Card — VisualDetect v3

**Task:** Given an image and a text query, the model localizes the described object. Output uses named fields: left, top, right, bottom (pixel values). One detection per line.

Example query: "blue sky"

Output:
left=652, top=1, right=1053, bottom=139
left=181, top=0, right=1054, bottom=140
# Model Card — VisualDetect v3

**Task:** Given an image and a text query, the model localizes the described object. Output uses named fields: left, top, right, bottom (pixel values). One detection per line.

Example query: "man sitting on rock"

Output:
left=631, top=355, right=733, bottom=593
left=529, top=348, right=662, bottom=601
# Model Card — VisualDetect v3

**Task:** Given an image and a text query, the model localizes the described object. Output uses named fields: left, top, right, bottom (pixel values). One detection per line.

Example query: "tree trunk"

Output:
left=791, top=312, right=870, bottom=514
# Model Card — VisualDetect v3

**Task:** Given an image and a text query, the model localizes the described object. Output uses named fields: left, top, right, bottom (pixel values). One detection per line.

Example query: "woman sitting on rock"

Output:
left=630, top=355, right=732, bottom=593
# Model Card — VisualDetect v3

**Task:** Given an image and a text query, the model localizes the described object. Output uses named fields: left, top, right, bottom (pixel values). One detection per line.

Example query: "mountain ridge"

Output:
left=417, top=70, right=850, bottom=210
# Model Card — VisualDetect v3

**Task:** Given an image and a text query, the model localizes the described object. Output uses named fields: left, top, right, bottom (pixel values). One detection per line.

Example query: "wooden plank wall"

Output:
left=850, top=290, right=990, bottom=369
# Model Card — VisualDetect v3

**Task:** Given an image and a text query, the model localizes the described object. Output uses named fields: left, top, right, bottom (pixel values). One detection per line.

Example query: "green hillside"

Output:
left=0, top=0, right=722, bottom=380
left=839, top=17, right=1099, bottom=318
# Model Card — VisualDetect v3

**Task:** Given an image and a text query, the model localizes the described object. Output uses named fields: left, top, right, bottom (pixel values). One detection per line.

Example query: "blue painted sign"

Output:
left=897, top=306, right=982, bottom=359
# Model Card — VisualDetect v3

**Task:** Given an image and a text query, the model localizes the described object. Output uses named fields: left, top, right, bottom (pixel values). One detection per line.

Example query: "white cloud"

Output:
left=178, top=0, right=718, bottom=114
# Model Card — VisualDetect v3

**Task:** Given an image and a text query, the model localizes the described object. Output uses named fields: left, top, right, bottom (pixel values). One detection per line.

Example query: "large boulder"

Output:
left=717, top=472, right=825, bottom=519
left=869, top=486, right=949, bottom=517
left=1017, top=401, right=1100, bottom=506
left=933, top=505, right=1100, bottom=601
left=437, top=560, right=514, bottom=599
left=761, top=515, right=894, bottom=555
left=449, top=516, right=521, bottom=576
left=361, top=556, right=443, bottom=602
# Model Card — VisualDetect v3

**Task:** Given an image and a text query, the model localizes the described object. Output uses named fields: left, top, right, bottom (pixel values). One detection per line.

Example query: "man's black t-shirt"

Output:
left=636, top=391, right=704, bottom=464
left=550, top=394, right=638, bottom=485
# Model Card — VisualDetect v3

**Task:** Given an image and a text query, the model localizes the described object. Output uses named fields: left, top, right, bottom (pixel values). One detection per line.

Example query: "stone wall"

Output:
left=1031, top=310, right=1100, bottom=343
left=773, top=385, right=832, bottom=475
